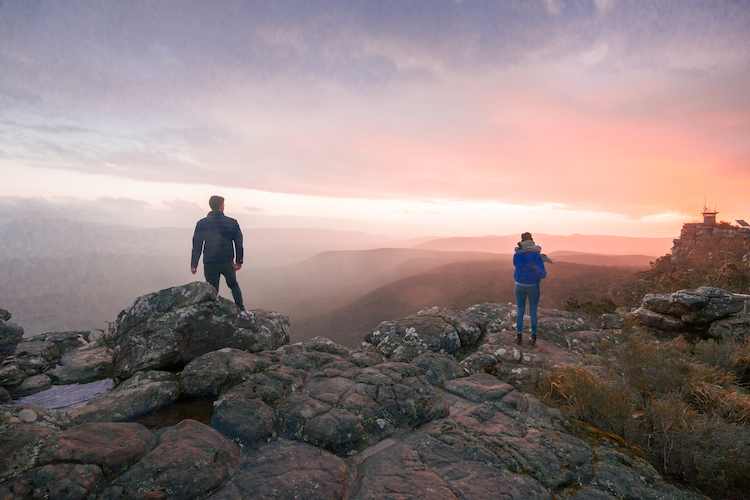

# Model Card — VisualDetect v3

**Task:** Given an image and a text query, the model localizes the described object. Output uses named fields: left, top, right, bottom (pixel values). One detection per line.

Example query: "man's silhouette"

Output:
left=190, top=195, right=245, bottom=310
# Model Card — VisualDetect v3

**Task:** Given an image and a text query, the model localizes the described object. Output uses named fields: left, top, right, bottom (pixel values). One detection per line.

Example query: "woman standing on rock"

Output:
left=513, top=232, right=548, bottom=347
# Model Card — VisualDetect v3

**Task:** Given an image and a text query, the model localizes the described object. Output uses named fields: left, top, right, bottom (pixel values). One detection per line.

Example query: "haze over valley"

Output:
left=0, top=211, right=668, bottom=345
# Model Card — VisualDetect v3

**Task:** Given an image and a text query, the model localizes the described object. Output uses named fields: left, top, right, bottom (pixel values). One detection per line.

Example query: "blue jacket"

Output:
left=513, top=251, right=547, bottom=285
left=191, top=211, right=244, bottom=267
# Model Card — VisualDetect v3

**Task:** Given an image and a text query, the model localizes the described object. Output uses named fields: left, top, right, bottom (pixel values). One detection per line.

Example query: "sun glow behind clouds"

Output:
left=2, top=163, right=688, bottom=239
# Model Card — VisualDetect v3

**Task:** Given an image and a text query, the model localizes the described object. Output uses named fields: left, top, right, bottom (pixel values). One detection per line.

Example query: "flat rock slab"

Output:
left=37, top=422, right=157, bottom=475
left=46, top=344, right=113, bottom=384
left=180, top=347, right=272, bottom=398
left=100, top=419, right=241, bottom=500
left=65, top=370, right=179, bottom=424
left=365, top=306, right=486, bottom=358
left=212, top=439, right=351, bottom=500
left=443, top=373, right=515, bottom=402
left=0, top=422, right=59, bottom=481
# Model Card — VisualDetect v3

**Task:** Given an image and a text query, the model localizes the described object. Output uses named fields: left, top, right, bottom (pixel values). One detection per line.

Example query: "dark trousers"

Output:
left=515, top=283, right=540, bottom=335
left=204, top=261, right=244, bottom=310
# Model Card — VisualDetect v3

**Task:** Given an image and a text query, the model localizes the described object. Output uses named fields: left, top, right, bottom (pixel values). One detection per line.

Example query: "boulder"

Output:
left=365, top=306, right=486, bottom=357
left=27, top=331, right=92, bottom=353
left=211, top=393, right=275, bottom=445
left=0, top=314, right=24, bottom=364
left=46, top=344, right=113, bottom=384
left=708, top=316, right=750, bottom=341
left=11, top=339, right=61, bottom=375
left=410, top=351, right=466, bottom=387
left=0, top=463, right=105, bottom=500
left=11, top=373, right=53, bottom=397
left=0, top=363, right=27, bottom=388
left=180, top=347, right=272, bottom=399
left=37, top=422, right=157, bottom=475
left=635, top=287, right=745, bottom=331
left=112, top=282, right=290, bottom=378
left=0, top=422, right=59, bottom=481
left=99, top=420, right=241, bottom=500
left=631, top=307, right=686, bottom=331
left=66, top=370, right=179, bottom=424
left=460, top=352, right=498, bottom=375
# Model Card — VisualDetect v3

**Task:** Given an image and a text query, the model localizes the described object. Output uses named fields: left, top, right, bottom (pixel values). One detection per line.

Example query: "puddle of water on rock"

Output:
left=135, top=398, right=215, bottom=430
left=12, top=379, right=115, bottom=410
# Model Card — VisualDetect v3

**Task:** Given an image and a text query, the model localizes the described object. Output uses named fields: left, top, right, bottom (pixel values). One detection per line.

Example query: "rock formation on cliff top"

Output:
left=0, top=282, right=717, bottom=499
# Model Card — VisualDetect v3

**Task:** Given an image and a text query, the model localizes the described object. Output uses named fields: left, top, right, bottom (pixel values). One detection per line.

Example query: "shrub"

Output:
left=95, top=320, right=117, bottom=356
left=542, top=365, right=639, bottom=442
left=540, top=330, right=750, bottom=498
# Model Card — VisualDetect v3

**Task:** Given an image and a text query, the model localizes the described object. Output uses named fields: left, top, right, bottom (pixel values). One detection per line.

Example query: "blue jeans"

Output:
left=204, top=261, right=244, bottom=310
left=515, top=283, right=540, bottom=335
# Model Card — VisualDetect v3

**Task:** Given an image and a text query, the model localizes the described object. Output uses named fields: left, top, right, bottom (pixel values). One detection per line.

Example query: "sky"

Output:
left=1, top=0, right=749, bottom=239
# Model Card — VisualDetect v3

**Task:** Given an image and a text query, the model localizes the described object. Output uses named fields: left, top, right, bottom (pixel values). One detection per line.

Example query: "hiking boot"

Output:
left=530, top=335, right=537, bottom=347
left=515, top=333, right=522, bottom=346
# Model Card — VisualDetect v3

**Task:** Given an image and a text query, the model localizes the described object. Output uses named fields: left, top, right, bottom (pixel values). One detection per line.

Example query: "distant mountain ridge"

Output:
left=415, top=233, right=673, bottom=256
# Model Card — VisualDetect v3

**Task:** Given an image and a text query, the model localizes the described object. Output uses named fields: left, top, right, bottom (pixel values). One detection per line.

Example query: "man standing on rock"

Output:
left=191, top=195, right=245, bottom=311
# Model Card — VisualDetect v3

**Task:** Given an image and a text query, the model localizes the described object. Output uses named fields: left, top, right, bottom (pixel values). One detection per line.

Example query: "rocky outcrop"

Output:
left=46, top=344, right=113, bottom=385
left=671, top=222, right=750, bottom=265
left=113, top=282, right=290, bottom=378
left=365, top=306, right=486, bottom=359
left=0, top=329, right=99, bottom=398
left=1, top=299, right=712, bottom=499
left=632, top=286, right=745, bottom=332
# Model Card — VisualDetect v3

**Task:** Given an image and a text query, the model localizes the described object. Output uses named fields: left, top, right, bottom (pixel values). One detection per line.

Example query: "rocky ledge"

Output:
left=1, top=282, right=722, bottom=499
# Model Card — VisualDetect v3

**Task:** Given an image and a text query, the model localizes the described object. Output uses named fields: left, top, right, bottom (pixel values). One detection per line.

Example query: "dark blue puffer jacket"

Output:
left=513, top=251, right=547, bottom=285
left=191, top=211, right=244, bottom=267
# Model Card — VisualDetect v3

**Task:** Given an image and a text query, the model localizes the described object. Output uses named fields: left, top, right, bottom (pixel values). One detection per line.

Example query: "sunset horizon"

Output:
left=2, top=1, right=749, bottom=240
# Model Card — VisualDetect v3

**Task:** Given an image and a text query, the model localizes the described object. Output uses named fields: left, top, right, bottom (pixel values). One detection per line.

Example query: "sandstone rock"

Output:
left=352, top=441, right=458, bottom=500
left=0, top=316, right=23, bottom=364
left=10, top=339, right=62, bottom=377
left=66, top=370, right=179, bottom=424
left=0, top=422, right=59, bottom=481
left=596, top=313, right=623, bottom=330
left=213, top=439, right=350, bottom=500
left=28, top=330, right=92, bottom=353
left=99, top=419, right=241, bottom=500
left=0, top=463, right=105, bottom=500
left=211, top=393, right=275, bottom=445
left=637, top=287, right=745, bottom=330
left=225, top=365, right=307, bottom=406
left=707, top=315, right=750, bottom=341
left=113, top=282, right=290, bottom=378
left=631, top=307, right=686, bottom=331
left=0, top=307, right=10, bottom=321
left=37, top=422, right=157, bottom=475
left=411, top=351, right=466, bottom=387
left=0, top=363, right=27, bottom=388
left=475, top=330, right=582, bottom=393
left=307, top=336, right=350, bottom=356
left=11, top=373, right=53, bottom=397
left=180, top=347, right=271, bottom=398
left=365, top=306, right=486, bottom=357
left=460, top=352, right=498, bottom=374
left=46, top=344, right=113, bottom=384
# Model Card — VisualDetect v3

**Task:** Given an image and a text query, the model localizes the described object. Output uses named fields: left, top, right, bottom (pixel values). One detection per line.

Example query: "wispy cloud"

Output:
left=1, top=0, right=749, bottom=234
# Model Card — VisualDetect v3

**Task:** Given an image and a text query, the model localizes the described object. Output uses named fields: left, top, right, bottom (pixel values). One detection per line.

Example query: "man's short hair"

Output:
left=209, top=196, right=225, bottom=211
